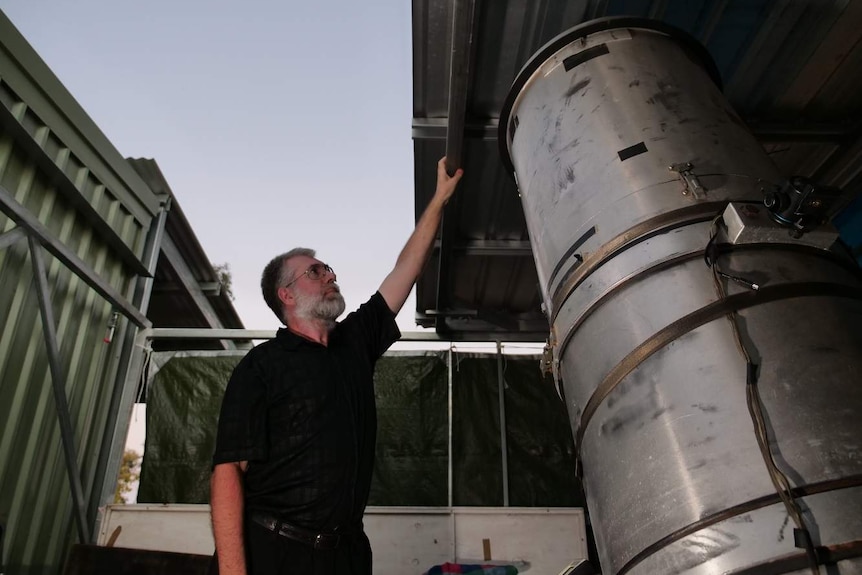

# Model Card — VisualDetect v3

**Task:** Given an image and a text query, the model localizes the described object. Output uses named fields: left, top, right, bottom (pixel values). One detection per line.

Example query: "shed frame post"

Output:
left=93, top=197, right=170, bottom=537
left=28, top=234, right=90, bottom=542
left=496, top=341, right=509, bottom=506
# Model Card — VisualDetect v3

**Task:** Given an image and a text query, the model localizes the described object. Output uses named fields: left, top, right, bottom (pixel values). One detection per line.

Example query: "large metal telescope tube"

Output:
left=500, top=17, right=862, bottom=575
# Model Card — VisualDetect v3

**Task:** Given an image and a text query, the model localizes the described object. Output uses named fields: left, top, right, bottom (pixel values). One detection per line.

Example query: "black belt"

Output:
left=250, top=513, right=344, bottom=550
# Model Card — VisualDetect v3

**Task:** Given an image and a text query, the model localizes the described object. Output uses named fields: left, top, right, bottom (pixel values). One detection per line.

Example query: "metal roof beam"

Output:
left=774, top=1, right=862, bottom=112
left=443, top=0, right=479, bottom=173
left=435, top=0, right=479, bottom=336
left=0, top=183, right=151, bottom=327
left=451, top=239, right=534, bottom=256
left=159, top=236, right=234, bottom=349
left=416, top=313, right=549, bottom=342
left=415, top=117, right=853, bottom=146
left=699, top=0, right=730, bottom=44
left=814, top=130, right=862, bottom=216
left=749, top=121, right=858, bottom=143
left=152, top=281, right=223, bottom=296
left=413, top=117, right=499, bottom=140
left=586, top=0, right=610, bottom=20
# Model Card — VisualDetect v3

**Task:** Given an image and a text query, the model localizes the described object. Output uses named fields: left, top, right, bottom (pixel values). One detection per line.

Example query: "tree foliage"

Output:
left=214, top=262, right=235, bottom=300
left=114, top=449, right=141, bottom=504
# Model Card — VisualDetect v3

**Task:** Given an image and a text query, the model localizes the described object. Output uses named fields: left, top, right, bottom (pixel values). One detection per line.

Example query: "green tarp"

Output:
left=369, top=352, right=449, bottom=506
left=138, top=354, right=244, bottom=503
left=451, top=354, right=581, bottom=507
left=138, top=350, right=582, bottom=508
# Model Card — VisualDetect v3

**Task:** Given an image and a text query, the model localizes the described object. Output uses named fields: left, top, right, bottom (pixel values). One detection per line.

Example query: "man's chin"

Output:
left=316, top=295, right=345, bottom=321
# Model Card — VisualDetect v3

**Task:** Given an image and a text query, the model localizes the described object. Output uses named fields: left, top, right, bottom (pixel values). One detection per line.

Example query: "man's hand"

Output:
left=434, top=157, right=464, bottom=206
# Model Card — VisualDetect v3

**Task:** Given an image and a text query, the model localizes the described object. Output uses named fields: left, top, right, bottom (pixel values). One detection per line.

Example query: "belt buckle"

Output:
left=314, top=533, right=339, bottom=550
left=261, top=515, right=278, bottom=532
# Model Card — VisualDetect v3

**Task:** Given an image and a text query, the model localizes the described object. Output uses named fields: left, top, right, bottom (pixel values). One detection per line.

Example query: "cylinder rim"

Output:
left=497, top=16, right=723, bottom=177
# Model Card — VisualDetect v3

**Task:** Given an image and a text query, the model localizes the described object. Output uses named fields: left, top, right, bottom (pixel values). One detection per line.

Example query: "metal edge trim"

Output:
left=498, top=16, right=722, bottom=177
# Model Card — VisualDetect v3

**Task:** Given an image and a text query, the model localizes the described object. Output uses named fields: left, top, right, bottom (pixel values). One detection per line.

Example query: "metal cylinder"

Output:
left=500, top=17, right=862, bottom=575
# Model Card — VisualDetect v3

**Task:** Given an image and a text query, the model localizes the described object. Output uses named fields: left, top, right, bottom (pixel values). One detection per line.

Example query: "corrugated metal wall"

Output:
left=0, top=12, right=160, bottom=574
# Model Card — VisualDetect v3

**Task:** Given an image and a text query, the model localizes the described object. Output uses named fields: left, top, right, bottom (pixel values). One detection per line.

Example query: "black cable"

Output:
left=706, top=215, right=821, bottom=575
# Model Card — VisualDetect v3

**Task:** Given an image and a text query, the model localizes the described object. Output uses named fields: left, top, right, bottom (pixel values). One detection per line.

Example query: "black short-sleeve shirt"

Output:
left=212, top=291, right=400, bottom=531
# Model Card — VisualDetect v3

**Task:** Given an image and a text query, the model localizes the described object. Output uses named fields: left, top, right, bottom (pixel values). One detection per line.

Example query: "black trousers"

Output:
left=209, top=521, right=372, bottom=575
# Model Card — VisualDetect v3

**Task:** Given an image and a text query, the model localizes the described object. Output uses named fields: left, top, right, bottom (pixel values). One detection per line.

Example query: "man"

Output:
left=210, top=157, right=463, bottom=575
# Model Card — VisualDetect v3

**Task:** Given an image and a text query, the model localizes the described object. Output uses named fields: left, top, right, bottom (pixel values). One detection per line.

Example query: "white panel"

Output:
left=452, top=508, right=588, bottom=573
left=98, top=505, right=587, bottom=574
left=98, top=504, right=215, bottom=555
left=364, top=508, right=453, bottom=573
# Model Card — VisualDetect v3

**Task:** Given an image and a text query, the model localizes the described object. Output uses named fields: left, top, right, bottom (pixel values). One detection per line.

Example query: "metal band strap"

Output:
left=557, top=250, right=704, bottom=356
left=556, top=242, right=862, bottom=358
left=574, top=281, right=862, bottom=456
left=616, top=476, right=862, bottom=575
left=550, top=201, right=729, bottom=323
left=547, top=225, right=596, bottom=291
left=727, top=538, right=862, bottom=575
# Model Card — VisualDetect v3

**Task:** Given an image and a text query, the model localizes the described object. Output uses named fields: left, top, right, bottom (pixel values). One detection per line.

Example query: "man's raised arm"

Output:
left=379, top=156, right=463, bottom=314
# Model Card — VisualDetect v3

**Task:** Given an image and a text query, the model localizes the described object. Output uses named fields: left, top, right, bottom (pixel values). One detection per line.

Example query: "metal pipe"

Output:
left=496, top=341, right=510, bottom=506
left=443, top=0, right=478, bottom=174
left=435, top=0, right=478, bottom=336
left=28, top=235, right=89, bottom=543
left=447, top=346, right=454, bottom=509
left=143, top=328, right=512, bottom=342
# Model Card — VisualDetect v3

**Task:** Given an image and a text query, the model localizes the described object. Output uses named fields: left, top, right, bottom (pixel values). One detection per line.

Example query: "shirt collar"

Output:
left=275, top=323, right=341, bottom=349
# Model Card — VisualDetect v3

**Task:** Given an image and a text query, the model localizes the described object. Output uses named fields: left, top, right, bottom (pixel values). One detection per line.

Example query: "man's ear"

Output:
left=277, top=286, right=295, bottom=309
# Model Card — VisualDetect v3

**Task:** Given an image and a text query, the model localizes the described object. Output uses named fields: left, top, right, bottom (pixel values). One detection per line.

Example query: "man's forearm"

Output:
left=379, top=157, right=462, bottom=313
left=211, top=463, right=248, bottom=575
left=398, top=194, right=447, bottom=276
left=379, top=195, right=446, bottom=312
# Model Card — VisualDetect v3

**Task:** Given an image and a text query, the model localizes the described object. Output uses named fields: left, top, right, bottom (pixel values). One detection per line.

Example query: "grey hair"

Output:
left=261, top=247, right=316, bottom=323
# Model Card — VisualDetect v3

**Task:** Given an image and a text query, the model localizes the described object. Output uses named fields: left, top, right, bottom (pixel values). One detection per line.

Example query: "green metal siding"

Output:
left=0, top=135, right=134, bottom=575
left=0, top=12, right=160, bottom=574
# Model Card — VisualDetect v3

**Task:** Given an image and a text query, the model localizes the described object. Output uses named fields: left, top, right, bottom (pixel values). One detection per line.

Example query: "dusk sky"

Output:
left=2, top=0, right=427, bottom=332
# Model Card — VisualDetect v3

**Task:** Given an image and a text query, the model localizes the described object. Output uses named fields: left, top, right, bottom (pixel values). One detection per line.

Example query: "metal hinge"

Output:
left=669, top=162, right=706, bottom=199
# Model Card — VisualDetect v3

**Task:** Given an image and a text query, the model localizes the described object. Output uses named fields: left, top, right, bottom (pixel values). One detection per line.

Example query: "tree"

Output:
left=213, top=262, right=235, bottom=300
left=114, top=449, right=141, bottom=504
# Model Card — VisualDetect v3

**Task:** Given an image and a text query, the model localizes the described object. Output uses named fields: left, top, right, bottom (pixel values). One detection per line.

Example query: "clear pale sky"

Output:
left=2, top=0, right=427, bottom=332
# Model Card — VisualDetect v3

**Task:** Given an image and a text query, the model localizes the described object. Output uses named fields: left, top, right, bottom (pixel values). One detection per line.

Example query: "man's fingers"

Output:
left=438, top=156, right=463, bottom=178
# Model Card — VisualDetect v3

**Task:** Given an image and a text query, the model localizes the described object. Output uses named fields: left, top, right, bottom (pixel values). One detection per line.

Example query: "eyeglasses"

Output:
left=283, top=263, right=334, bottom=289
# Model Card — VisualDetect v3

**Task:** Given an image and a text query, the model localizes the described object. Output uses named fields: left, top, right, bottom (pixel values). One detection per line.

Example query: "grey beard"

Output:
left=294, top=290, right=346, bottom=323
